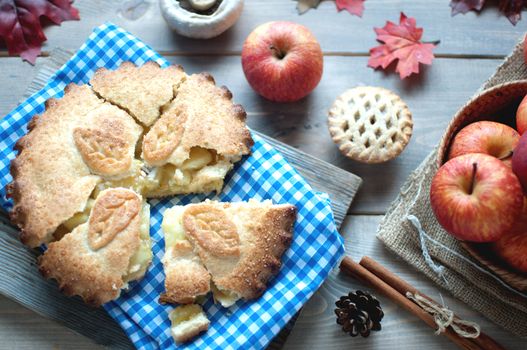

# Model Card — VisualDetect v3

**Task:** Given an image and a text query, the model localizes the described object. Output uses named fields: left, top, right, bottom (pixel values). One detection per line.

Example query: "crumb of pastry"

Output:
left=211, top=282, right=240, bottom=308
left=169, top=304, right=210, bottom=343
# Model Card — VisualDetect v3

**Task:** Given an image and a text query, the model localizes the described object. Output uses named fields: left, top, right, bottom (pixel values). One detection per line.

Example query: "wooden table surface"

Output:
left=1, top=1, right=526, bottom=349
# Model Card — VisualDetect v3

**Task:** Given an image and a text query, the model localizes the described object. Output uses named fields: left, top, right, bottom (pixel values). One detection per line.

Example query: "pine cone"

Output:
left=335, top=290, right=384, bottom=337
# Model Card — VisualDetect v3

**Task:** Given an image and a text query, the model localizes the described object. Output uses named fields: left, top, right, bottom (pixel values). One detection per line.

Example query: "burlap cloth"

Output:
left=377, top=39, right=527, bottom=337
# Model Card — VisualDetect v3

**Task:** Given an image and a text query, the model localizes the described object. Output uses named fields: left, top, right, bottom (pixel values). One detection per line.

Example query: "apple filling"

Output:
left=162, top=205, right=187, bottom=246
left=144, top=147, right=235, bottom=197
left=61, top=198, right=95, bottom=232
left=54, top=192, right=152, bottom=284
left=211, top=283, right=240, bottom=308
left=53, top=192, right=99, bottom=240
left=124, top=202, right=152, bottom=283
left=169, top=304, right=210, bottom=344
left=94, top=160, right=159, bottom=196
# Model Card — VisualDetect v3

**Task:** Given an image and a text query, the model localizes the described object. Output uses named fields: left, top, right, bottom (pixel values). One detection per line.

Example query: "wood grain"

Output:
left=0, top=58, right=43, bottom=118
left=0, top=297, right=103, bottom=350
left=0, top=211, right=132, bottom=349
left=3, top=0, right=522, bottom=57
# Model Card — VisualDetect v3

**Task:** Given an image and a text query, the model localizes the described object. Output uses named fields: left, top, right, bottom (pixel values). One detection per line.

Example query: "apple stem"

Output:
left=269, top=45, right=285, bottom=59
left=424, top=40, right=441, bottom=45
left=498, top=150, right=514, bottom=160
left=468, top=162, right=477, bottom=195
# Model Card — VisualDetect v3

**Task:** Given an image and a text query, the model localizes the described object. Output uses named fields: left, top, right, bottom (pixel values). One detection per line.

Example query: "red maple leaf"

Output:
left=368, top=13, right=438, bottom=79
left=0, top=0, right=79, bottom=64
left=499, top=0, right=525, bottom=25
left=450, top=0, right=485, bottom=15
left=450, top=0, right=527, bottom=25
left=335, top=0, right=365, bottom=17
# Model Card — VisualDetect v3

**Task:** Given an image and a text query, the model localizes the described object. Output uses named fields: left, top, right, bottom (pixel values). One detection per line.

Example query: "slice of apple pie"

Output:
left=160, top=199, right=296, bottom=308
left=39, top=188, right=152, bottom=306
left=140, top=72, right=253, bottom=197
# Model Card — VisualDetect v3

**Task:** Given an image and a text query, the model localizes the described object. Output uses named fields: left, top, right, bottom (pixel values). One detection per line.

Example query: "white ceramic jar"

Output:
left=159, top=0, right=244, bottom=39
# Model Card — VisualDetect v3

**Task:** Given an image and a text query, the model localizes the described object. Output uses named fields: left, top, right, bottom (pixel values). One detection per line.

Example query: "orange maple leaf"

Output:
left=368, top=13, right=438, bottom=79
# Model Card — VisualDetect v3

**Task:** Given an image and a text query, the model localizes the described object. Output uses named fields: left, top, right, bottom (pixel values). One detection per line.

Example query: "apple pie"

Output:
left=328, top=86, right=413, bottom=163
left=8, top=61, right=254, bottom=305
left=159, top=199, right=297, bottom=308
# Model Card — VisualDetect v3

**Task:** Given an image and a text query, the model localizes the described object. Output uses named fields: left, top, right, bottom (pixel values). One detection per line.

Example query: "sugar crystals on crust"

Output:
left=90, top=61, right=186, bottom=127
left=9, top=84, right=142, bottom=248
left=160, top=199, right=296, bottom=307
left=141, top=73, right=254, bottom=197
left=38, top=188, right=152, bottom=306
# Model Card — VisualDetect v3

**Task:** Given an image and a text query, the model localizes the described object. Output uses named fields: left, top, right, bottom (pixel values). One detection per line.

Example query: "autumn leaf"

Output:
left=450, top=0, right=527, bottom=25
left=368, top=13, right=438, bottom=79
left=296, top=0, right=321, bottom=15
left=0, top=0, right=80, bottom=64
left=450, top=0, right=485, bottom=15
left=499, top=0, right=525, bottom=25
left=336, top=0, right=366, bottom=17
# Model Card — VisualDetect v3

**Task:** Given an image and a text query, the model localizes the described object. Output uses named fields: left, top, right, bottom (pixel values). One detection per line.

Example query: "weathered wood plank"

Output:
left=0, top=56, right=503, bottom=214
left=3, top=0, right=521, bottom=57
left=0, top=296, right=104, bottom=350
left=284, top=215, right=526, bottom=350
left=0, top=58, right=43, bottom=119
left=0, top=211, right=133, bottom=349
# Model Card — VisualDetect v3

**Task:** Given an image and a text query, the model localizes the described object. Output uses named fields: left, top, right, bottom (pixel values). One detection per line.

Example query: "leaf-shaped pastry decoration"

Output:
left=73, top=128, right=131, bottom=176
left=183, top=205, right=240, bottom=257
left=142, top=113, right=186, bottom=165
left=88, top=189, right=141, bottom=250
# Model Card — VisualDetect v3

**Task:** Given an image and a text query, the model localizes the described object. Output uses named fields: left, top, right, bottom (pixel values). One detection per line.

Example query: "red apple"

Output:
left=492, top=198, right=527, bottom=273
left=430, top=153, right=523, bottom=242
left=524, top=34, right=527, bottom=71
left=448, top=121, right=519, bottom=167
left=512, top=131, right=527, bottom=193
left=241, top=21, right=323, bottom=102
left=516, top=94, right=527, bottom=135
left=493, top=230, right=527, bottom=273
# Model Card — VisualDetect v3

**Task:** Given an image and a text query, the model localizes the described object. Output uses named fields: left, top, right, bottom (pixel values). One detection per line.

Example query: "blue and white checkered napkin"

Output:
left=0, top=23, right=345, bottom=349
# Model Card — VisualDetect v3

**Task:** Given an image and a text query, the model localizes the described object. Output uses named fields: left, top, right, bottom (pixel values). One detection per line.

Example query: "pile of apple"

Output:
left=430, top=96, right=527, bottom=274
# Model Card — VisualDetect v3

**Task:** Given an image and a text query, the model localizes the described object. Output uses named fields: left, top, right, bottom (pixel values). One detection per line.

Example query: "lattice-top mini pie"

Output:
left=328, top=86, right=413, bottom=163
left=8, top=61, right=254, bottom=305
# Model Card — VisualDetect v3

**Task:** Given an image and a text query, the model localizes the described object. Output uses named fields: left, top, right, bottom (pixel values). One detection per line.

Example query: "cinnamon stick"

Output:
left=359, top=256, right=506, bottom=350
left=339, top=257, right=481, bottom=350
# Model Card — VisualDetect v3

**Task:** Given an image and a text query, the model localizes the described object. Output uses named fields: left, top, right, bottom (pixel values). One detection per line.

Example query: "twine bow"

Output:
left=406, top=292, right=481, bottom=338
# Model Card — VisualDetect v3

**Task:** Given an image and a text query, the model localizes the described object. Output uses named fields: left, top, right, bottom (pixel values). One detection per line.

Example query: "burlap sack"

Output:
left=377, top=39, right=527, bottom=337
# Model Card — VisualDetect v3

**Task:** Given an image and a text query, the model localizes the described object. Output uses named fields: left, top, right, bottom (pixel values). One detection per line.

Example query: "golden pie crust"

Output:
left=9, top=84, right=142, bottom=248
left=160, top=200, right=297, bottom=306
left=91, top=61, right=186, bottom=127
left=39, top=188, right=149, bottom=306
left=328, top=86, right=413, bottom=163
left=8, top=62, right=254, bottom=305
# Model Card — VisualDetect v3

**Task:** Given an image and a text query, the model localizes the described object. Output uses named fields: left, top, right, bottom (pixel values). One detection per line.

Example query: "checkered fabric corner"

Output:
left=0, top=23, right=345, bottom=349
